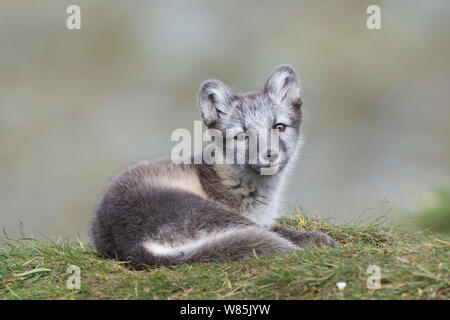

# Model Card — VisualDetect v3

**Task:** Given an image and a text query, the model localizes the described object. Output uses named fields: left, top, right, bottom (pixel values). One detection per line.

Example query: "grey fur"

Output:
left=91, top=65, right=338, bottom=268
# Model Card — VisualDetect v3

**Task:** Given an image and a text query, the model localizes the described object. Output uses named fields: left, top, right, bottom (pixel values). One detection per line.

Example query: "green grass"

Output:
left=1, top=210, right=448, bottom=300
left=412, top=187, right=450, bottom=235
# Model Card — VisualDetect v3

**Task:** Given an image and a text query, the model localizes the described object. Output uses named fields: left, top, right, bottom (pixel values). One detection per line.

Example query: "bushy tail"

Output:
left=135, top=226, right=297, bottom=267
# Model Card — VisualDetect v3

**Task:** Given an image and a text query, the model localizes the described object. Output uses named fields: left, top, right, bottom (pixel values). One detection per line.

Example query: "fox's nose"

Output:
left=263, top=149, right=279, bottom=162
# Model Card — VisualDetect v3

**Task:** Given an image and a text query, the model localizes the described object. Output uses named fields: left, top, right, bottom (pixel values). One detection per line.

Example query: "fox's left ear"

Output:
left=264, top=64, right=302, bottom=108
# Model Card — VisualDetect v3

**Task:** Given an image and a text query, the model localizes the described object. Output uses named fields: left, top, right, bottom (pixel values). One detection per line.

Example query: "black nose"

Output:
left=264, top=149, right=279, bottom=161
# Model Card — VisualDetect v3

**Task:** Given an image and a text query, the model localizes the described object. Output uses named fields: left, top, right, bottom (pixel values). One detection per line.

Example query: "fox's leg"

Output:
left=270, top=226, right=340, bottom=248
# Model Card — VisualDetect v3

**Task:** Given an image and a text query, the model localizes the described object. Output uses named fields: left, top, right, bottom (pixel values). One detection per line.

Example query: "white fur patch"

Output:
left=154, top=174, right=208, bottom=199
left=142, top=226, right=296, bottom=258
left=143, top=227, right=248, bottom=257
left=138, top=162, right=208, bottom=199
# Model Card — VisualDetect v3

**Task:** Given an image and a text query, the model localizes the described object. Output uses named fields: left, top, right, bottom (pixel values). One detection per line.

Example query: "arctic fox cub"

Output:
left=91, top=65, right=338, bottom=268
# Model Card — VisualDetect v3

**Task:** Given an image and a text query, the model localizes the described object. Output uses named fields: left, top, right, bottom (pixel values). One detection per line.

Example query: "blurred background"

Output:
left=1, top=0, right=449, bottom=240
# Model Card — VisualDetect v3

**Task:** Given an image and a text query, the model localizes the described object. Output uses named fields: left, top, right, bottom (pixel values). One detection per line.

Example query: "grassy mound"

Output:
left=1, top=211, right=448, bottom=300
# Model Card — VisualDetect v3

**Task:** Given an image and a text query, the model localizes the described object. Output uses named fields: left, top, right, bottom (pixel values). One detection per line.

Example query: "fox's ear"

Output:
left=198, top=79, right=234, bottom=127
left=264, top=64, right=302, bottom=108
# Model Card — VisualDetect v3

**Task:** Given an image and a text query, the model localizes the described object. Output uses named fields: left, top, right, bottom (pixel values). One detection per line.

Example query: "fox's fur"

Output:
left=91, top=65, right=338, bottom=268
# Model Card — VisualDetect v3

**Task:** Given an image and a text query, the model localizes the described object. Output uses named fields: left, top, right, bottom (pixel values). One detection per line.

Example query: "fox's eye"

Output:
left=273, top=123, right=286, bottom=132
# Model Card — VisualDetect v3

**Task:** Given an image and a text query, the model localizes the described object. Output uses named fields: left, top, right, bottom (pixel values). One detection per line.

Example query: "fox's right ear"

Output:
left=198, top=80, right=233, bottom=127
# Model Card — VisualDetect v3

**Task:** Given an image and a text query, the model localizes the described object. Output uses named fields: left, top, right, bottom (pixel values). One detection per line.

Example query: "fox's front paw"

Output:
left=302, top=231, right=340, bottom=248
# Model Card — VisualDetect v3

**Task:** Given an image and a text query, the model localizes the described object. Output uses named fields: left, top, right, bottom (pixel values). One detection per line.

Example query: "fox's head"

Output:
left=198, top=65, right=303, bottom=177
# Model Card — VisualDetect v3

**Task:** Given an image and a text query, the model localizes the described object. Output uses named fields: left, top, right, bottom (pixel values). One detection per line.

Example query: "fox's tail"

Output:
left=132, top=226, right=297, bottom=267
